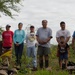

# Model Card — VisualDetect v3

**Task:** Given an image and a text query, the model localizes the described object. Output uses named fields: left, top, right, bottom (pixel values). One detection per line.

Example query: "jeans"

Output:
left=27, top=46, right=37, bottom=67
left=14, top=43, right=24, bottom=65
left=59, top=53, right=68, bottom=60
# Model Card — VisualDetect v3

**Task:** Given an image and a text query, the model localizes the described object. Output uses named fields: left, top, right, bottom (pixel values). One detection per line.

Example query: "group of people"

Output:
left=1, top=20, right=75, bottom=71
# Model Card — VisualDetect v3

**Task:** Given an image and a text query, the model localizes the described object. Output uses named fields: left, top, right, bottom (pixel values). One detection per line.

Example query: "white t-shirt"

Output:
left=26, top=32, right=37, bottom=47
left=56, top=29, right=70, bottom=41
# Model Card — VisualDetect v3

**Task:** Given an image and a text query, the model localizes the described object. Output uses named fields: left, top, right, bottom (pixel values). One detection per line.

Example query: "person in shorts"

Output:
left=36, top=20, right=52, bottom=69
left=56, top=21, right=70, bottom=66
left=57, top=36, right=69, bottom=69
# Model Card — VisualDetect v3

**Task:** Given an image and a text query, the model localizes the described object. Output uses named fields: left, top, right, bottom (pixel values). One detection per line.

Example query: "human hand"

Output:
left=16, top=43, right=19, bottom=46
left=35, top=43, right=38, bottom=47
left=39, top=41, right=46, bottom=45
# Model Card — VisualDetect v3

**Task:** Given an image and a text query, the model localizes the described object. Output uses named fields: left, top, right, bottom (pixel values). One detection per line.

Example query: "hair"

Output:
left=42, top=20, right=48, bottom=23
left=60, top=36, right=65, bottom=44
left=18, top=22, right=23, bottom=26
left=60, top=36, right=65, bottom=39
left=60, top=21, right=65, bottom=25
left=30, top=25, right=34, bottom=28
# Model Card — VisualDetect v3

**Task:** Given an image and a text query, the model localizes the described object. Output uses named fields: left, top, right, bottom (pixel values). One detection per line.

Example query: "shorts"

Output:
left=37, top=46, right=50, bottom=56
left=59, top=53, right=68, bottom=60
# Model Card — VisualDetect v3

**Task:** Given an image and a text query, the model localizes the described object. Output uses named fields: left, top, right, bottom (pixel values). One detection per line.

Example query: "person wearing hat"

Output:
left=2, top=24, right=13, bottom=65
left=26, top=25, right=37, bottom=71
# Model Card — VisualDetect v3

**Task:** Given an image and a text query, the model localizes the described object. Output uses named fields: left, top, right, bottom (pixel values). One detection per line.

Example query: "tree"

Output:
left=0, top=0, right=23, bottom=18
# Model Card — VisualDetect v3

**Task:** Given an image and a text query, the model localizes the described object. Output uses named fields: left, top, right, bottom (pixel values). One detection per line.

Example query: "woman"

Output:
left=13, top=22, right=25, bottom=66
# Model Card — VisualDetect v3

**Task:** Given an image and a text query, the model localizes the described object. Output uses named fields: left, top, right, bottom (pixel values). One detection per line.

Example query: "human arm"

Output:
left=57, top=45, right=60, bottom=57
left=72, top=37, right=75, bottom=50
left=19, top=30, right=26, bottom=44
left=42, top=28, right=52, bottom=44
left=13, top=30, right=20, bottom=46
left=42, top=37, right=52, bottom=44
left=56, top=31, right=60, bottom=44
left=36, top=35, right=45, bottom=45
left=56, top=37, right=60, bottom=44
left=65, top=30, right=71, bottom=43
left=36, top=29, right=45, bottom=45
left=13, top=30, right=16, bottom=44
left=65, top=37, right=70, bottom=43
left=11, top=31, right=14, bottom=42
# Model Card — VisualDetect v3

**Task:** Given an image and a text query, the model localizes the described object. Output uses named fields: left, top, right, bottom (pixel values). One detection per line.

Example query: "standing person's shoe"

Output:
left=31, top=67, right=37, bottom=71
left=39, top=60, right=43, bottom=69
left=45, top=60, right=49, bottom=68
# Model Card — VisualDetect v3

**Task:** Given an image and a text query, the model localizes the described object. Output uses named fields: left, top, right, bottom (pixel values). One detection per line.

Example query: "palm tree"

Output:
left=0, top=0, right=23, bottom=18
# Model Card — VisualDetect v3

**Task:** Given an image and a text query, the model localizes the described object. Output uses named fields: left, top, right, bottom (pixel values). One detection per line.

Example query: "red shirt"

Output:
left=2, top=30, right=13, bottom=47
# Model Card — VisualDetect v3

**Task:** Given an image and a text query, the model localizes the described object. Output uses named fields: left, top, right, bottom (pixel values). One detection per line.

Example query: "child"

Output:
left=26, top=25, right=37, bottom=71
left=57, top=36, right=69, bottom=69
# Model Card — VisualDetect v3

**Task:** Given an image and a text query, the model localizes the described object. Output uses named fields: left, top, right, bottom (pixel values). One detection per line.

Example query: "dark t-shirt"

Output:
left=58, top=43, right=69, bottom=54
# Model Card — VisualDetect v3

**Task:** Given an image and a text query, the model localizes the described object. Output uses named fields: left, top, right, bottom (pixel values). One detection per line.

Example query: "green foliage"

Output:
left=1, top=44, right=75, bottom=75
left=35, top=70, right=69, bottom=75
left=0, top=27, right=4, bottom=40
left=0, top=27, right=4, bottom=34
left=0, top=0, right=23, bottom=18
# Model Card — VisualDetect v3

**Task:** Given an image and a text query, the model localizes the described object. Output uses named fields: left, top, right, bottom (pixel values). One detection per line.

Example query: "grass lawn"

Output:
left=9, top=45, right=75, bottom=75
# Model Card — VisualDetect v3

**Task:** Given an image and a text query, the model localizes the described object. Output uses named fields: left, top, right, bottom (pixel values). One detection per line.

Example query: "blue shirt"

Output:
left=72, top=31, right=75, bottom=38
left=13, top=29, right=25, bottom=44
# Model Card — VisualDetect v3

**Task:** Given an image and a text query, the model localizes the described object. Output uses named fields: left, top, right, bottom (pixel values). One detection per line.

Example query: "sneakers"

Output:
left=31, top=67, right=37, bottom=71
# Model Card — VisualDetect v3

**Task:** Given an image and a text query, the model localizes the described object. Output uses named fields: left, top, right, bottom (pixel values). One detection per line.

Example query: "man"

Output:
left=26, top=25, right=37, bottom=71
left=2, top=24, right=13, bottom=65
left=36, top=20, right=52, bottom=69
left=56, top=21, right=70, bottom=44
left=56, top=21, right=70, bottom=68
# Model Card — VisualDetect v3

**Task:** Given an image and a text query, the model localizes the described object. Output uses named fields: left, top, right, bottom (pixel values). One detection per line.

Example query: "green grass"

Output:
left=11, top=45, right=75, bottom=75
left=35, top=70, right=69, bottom=75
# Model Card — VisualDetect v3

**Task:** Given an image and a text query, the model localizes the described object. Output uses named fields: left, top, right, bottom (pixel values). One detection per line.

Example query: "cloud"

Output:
left=0, top=0, right=75, bottom=44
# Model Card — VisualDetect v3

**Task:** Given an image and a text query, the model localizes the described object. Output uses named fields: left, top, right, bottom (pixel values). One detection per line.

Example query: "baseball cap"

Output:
left=30, top=25, right=34, bottom=28
left=6, top=24, right=11, bottom=28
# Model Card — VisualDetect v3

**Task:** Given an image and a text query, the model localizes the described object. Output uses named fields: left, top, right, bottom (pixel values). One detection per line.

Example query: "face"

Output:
left=18, top=24, right=23, bottom=30
left=60, top=38, right=65, bottom=42
left=30, top=28, right=34, bottom=32
left=6, top=27, right=10, bottom=31
left=60, top=24, right=65, bottom=30
left=42, top=20, right=47, bottom=28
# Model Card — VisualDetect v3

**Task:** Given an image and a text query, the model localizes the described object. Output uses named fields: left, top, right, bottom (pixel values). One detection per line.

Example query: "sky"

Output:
left=0, top=0, right=75, bottom=44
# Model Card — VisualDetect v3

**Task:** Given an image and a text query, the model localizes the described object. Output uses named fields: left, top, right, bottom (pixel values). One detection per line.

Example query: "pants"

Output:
left=14, top=43, right=24, bottom=65
left=27, top=46, right=37, bottom=67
